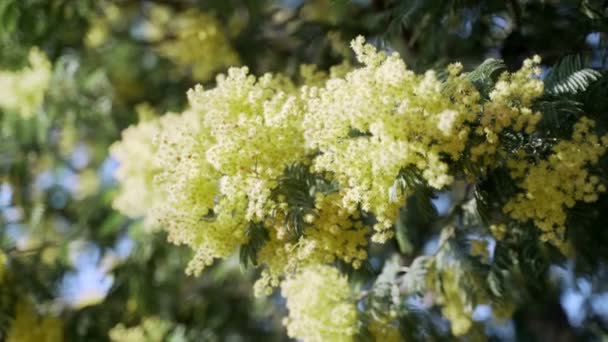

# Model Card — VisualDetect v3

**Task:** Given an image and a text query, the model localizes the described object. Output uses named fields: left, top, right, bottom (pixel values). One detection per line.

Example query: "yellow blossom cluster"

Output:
left=504, top=117, right=608, bottom=248
left=281, top=265, right=358, bottom=342
left=110, top=105, right=182, bottom=230
left=83, top=1, right=122, bottom=48
left=254, top=192, right=369, bottom=296
left=151, top=68, right=309, bottom=276
left=299, top=62, right=352, bottom=87
left=436, top=273, right=511, bottom=336
left=108, top=317, right=171, bottom=342
left=470, top=56, right=544, bottom=168
left=108, top=35, right=608, bottom=339
left=434, top=268, right=474, bottom=336
left=111, top=36, right=583, bottom=291
left=6, top=299, right=63, bottom=342
left=149, top=7, right=239, bottom=81
left=489, top=223, right=508, bottom=240
left=304, top=36, right=481, bottom=242
left=152, top=109, right=225, bottom=274
left=0, top=48, right=51, bottom=119
left=419, top=228, right=517, bottom=336
left=470, top=239, right=490, bottom=264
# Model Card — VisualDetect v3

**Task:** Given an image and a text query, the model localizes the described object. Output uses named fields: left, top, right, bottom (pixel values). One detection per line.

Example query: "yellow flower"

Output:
left=153, top=8, right=239, bottom=81
left=7, top=299, right=63, bottom=342
left=281, top=265, right=358, bottom=342
left=110, top=106, right=183, bottom=231
left=504, top=117, right=607, bottom=250
left=109, top=317, right=171, bottom=342
left=255, top=192, right=369, bottom=293
left=85, top=18, right=110, bottom=48
left=304, top=36, right=481, bottom=240
left=0, top=48, right=51, bottom=118
left=110, top=35, right=594, bottom=311
left=152, top=67, right=308, bottom=275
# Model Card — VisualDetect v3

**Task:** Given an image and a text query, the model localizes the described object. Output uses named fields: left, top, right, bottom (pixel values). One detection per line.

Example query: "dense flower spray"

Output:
left=0, top=48, right=51, bottom=119
left=504, top=117, right=608, bottom=251
left=109, top=317, right=171, bottom=342
left=111, top=36, right=608, bottom=339
left=304, top=37, right=482, bottom=242
left=110, top=105, right=182, bottom=231
left=281, top=265, right=358, bottom=341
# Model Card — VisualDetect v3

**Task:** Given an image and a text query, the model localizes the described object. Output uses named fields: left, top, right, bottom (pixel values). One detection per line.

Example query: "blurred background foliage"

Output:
left=0, top=0, right=607, bottom=341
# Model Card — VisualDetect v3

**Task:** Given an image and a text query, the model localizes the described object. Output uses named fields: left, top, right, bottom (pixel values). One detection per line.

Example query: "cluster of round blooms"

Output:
left=151, top=68, right=309, bottom=276
left=470, top=56, right=544, bottom=169
left=0, top=48, right=51, bottom=119
left=303, top=36, right=481, bottom=242
left=6, top=299, right=63, bottom=342
left=254, top=192, right=369, bottom=295
left=152, top=108, right=227, bottom=275
left=299, top=62, right=352, bottom=87
left=489, top=223, right=508, bottom=240
left=109, top=317, right=171, bottom=342
left=111, top=36, right=608, bottom=337
left=434, top=268, right=473, bottom=336
left=110, top=105, right=181, bottom=231
left=149, top=7, right=239, bottom=81
left=111, top=36, right=597, bottom=285
left=435, top=266, right=515, bottom=336
left=504, top=117, right=608, bottom=250
left=85, top=17, right=110, bottom=49
left=281, top=265, right=358, bottom=341
left=83, top=1, right=121, bottom=48
left=422, top=228, right=516, bottom=336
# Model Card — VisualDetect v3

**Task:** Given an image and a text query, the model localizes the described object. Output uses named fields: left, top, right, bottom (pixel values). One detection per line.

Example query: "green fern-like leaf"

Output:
left=466, top=58, right=507, bottom=98
left=544, top=55, right=601, bottom=95
left=271, top=163, right=338, bottom=240
left=400, top=256, right=433, bottom=296
left=239, top=222, right=269, bottom=268
left=487, top=242, right=515, bottom=297
left=392, top=168, right=438, bottom=254
left=579, top=72, right=608, bottom=116
left=534, top=97, right=584, bottom=137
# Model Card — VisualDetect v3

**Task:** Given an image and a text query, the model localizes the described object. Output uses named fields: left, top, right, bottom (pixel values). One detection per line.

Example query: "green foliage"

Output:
left=466, top=58, right=507, bottom=98
left=271, top=163, right=338, bottom=240
left=393, top=168, right=438, bottom=255
left=240, top=223, right=269, bottom=267
left=544, top=55, right=602, bottom=95
left=534, top=97, right=584, bottom=137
